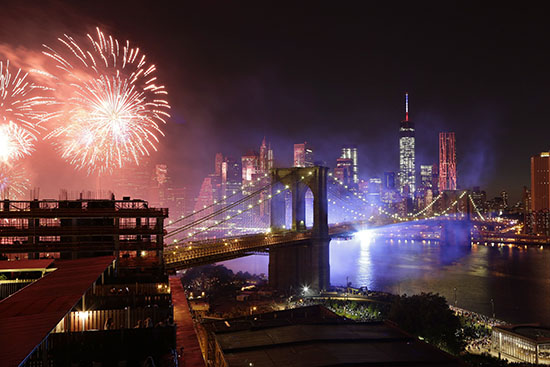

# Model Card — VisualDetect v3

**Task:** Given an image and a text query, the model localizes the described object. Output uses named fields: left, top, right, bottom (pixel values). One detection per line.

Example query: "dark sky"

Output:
left=2, top=1, right=550, bottom=201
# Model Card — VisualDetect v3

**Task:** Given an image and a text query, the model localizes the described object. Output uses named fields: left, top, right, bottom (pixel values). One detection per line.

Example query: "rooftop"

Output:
left=0, top=259, right=54, bottom=272
left=205, top=306, right=463, bottom=367
left=0, top=256, right=114, bottom=367
left=495, top=324, right=550, bottom=343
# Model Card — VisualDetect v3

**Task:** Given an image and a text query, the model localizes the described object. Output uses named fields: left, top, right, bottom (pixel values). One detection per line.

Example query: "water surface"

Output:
left=223, top=237, right=550, bottom=324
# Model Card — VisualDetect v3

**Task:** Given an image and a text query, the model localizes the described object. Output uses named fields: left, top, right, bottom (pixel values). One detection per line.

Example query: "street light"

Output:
left=453, top=287, right=457, bottom=306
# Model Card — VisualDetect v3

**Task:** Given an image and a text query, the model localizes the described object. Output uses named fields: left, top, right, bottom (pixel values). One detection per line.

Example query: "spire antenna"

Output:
left=405, top=92, right=409, bottom=122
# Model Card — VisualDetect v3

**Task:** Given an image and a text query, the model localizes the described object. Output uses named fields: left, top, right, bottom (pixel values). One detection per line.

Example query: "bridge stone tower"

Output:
left=269, top=166, right=330, bottom=292
left=270, top=166, right=329, bottom=239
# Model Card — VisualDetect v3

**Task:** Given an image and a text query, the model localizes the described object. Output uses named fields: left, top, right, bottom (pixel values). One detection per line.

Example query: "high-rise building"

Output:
left=431, top=164, right=439, bottom=193
left=341, top=145, right=358, bottom=183
left=383, top=172, right=396, bottom=190
left=438, top=132, right=457, bottom=191
left=501, top=190, right=509, bottom=209
left=112, top=159, right=153, bottom=201
left=334, top=158, right=353, bottom=186
left=399, top=93, right=415, bottom=197
left=222, top=157, right=241, bottom=186
left=166, top=186, right=188, bottom=220
left=471, top=186, right=487, bottom=214
left=367, top=177, right=382, bottom=203
left=194, top=176, right=215, bottom=214
left=523, top=186, right=533, bottom=234
left=259, top=137, right=274, bottom=172
left=531, top=152, right=550, bottom=235
left=242, top=151, right=259, bottom=185
left=215, top=152, right=223, bottom=176
left=420, top=165, right=433, bottom=188
left=150, top=164, right=170, bottom=208
left=531, top=152, right=550, bottom=212
left=294, top=142, right=314, bottom=167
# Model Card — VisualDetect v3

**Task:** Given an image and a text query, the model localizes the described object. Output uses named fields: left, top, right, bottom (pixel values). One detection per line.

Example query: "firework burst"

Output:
left=0, top=163, right=29, bottom=199
left=44, top=28, right=171, bottom=174
left=0, top=60, right=54, bottom=164
left=0, top=122, right=36, bottom=163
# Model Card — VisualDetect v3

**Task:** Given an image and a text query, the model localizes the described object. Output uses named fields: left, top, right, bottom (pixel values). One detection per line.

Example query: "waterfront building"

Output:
left=492, top=324, right=550, bottom=365
left=341, top=145, right=358, bottom=183
left=399, top=93, right=415, bottom=197
left=523, top=186, right=534, bottom=234
left=438, top=132, right=457, bottom=191
left=294, top=142, right=314, bottom=167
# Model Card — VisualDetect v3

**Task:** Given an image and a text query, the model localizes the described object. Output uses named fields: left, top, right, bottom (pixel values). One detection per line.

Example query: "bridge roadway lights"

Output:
left=269, top=166, right=330, bottom=293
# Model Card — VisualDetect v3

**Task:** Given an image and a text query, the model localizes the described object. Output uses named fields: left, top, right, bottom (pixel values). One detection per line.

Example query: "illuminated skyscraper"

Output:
left=383, top=172, right=396, bottom=190
left=420, top=164, right=433, bottom=188
left=259, top=137, right=274, bottom=172
left=242, top=151, right=259, bottom=184
left=334, top=158, right=353, bottom=186
left=399, top=93, right=415, bottom=197
left=215, top=152, right=223, bottom=176
left=438, top=132, right=457, bottom=191
left=530, top=153, right=550, bottom=235
left=294, top=142, right=314, bottom=167
left=531, top=152, right=550, bottom=211
left=341, top=145, right=358, bottom=183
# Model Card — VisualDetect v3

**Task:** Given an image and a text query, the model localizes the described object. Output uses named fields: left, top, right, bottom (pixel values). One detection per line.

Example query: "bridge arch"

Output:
left=270, top=166, right=329, bottom=239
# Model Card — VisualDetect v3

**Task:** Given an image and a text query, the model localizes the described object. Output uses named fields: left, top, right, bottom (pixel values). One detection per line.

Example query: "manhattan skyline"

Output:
left=1, top=1, right=549, bottom=201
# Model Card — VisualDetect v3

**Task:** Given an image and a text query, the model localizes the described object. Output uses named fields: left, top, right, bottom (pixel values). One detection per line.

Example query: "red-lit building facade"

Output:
left=438, top=132, right=457, bottom=191
left=531, top=152, right=550, bottom=235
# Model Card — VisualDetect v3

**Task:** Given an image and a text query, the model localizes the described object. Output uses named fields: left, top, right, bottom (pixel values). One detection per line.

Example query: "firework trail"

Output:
left=43, top=28, right=171, bottom=174
left=0, top=60, right=54, bottom=164
left=0, top=163, right=29, bottom=199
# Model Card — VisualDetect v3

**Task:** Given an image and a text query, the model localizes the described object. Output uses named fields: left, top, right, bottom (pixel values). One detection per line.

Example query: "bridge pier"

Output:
left=269, top=166, right=330, bottom=293
left=269, top=238, right=330, bottom=293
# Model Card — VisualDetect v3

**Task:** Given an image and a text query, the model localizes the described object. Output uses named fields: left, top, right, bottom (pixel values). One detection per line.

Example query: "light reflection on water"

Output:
left=222, top=236, right=550, bottom=324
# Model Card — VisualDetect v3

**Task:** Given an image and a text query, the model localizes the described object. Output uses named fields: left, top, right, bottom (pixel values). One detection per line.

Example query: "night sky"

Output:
left=2, top=1, right=550, bottom=201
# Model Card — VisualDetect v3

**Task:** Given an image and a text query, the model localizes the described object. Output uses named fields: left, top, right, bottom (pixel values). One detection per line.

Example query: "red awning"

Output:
left=0, top=259, right=54, bottom=271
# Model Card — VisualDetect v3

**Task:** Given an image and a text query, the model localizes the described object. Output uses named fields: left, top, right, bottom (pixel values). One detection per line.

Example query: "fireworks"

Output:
left=0, top=60, right=54, bottom=164
left=44, top=28, right=171, bottom=174
left=0, top=163, right=29, bottom=199
left=0, top=122, right=35, bottom=163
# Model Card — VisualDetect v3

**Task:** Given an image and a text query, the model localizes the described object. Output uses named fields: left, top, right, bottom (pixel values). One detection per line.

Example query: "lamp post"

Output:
left=453, top=287, right=457, bottom=307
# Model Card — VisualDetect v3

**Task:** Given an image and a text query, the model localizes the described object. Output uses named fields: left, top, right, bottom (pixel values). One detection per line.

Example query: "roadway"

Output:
left=163, top=223, right=357, bottom=271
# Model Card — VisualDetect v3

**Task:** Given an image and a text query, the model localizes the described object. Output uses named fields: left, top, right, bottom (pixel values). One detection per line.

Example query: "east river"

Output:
left=222, top=235, right=550, bottom=324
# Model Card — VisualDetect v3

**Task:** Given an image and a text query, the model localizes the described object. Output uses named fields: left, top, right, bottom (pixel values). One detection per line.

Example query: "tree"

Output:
left=388, top=292, right=465, bottom=354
